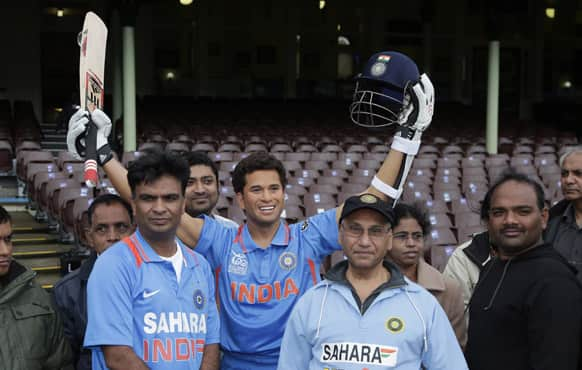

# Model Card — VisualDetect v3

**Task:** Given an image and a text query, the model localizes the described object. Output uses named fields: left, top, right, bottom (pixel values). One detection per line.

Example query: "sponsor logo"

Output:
left=230, top=277, right=299, bottom=304
left=193, top=289, right=205, bottom=309
left=228, top=251, right=248, bottom=275
left=142, top=289, right=161, bottom=299
left=321, top=342, right=398, bottom=367
left=301, top=219, right=309, bottom=231
left=386, top=317, right=405, bottom=333
left=370, top=62, right=386, bottom=77
left=143, top=312, right=207, bottom=334
left=279, top=252, right=297, bottom=271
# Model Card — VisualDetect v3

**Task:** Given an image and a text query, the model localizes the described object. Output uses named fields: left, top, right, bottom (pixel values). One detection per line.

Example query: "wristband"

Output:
left=371, top=176, right=402, bottom=199
left=391, top=135, right=420, bottom=155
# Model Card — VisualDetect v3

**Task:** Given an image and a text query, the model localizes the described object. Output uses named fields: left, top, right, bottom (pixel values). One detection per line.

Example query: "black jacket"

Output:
left=545, top=198, right=570, bottom=243
left=466, top=243, right=582, bottom=370
left=53, top=253, right=97, bottom=370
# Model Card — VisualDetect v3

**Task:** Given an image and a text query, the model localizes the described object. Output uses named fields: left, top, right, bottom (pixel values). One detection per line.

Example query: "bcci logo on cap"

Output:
left=360, top=194, right=378, bottom=204
left=279, top=252, right=297, bottom=271
left=193, top=289, right=205, bottom=309
left=371, top=62, right=387, bottom=77
left=228, top=251, right=248, bottom=275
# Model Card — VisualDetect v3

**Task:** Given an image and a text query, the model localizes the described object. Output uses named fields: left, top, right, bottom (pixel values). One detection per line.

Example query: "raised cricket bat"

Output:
left=78, top=12, right=107, bottom=187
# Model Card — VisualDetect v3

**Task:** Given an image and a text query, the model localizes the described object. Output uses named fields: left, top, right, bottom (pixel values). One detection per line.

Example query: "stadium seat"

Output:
left=454, top=211, right=482, bottom=228
left=285, top=152, right=310, bottom=162
left=317, top=176, right=344, bottom=188
left=208, top=151, right=234, bottom=162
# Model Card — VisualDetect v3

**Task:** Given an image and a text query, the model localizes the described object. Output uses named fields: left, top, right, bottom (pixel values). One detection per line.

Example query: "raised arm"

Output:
left=67, top=109, right=204, bottom=247
left=336, top=73, right=434, bottom=221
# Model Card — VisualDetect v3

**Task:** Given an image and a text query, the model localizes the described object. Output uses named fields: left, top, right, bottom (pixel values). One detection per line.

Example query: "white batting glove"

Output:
left=67, top=109, right=89, bottom=160
left=398, top=73, right=435, bottom=133
left=90, top=109, right=113, bottom=166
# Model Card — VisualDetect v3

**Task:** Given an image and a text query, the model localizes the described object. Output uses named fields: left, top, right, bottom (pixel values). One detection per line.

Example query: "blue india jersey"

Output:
left=196, top=209, right=341, bottom=369
left=84, top=230, right=220, bottom=370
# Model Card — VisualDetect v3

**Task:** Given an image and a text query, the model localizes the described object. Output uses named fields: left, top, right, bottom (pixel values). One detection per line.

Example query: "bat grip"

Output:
left=83, top=119, right=98, bottom=188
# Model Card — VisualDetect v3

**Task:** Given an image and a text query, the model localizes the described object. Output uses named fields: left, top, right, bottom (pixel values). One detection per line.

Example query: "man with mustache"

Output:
left=83, top=150, right=220, bottom=370
left=465, top=170, right=582, bottom=370
left=54, top=194, right=135, bottom=370
left=545, top=147, right=582, bottom=283
left=183, top=152, right=237, bottom=228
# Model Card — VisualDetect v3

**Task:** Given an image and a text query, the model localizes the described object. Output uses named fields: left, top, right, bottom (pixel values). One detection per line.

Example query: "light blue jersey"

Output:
left=196, top=209, right=341, bottom=369
left=84, top=230, right=220, bottom=370
left=278, top=261, right=468, bottom=370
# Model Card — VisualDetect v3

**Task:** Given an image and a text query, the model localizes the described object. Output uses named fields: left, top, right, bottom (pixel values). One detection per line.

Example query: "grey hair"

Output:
left=559, top=146, right=582, bottom=167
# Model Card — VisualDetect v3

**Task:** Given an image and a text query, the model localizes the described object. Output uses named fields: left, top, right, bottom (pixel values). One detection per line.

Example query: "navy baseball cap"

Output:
left=357, top=51, right=419, bottom=103
left=339, top=194, right=395, bottom=225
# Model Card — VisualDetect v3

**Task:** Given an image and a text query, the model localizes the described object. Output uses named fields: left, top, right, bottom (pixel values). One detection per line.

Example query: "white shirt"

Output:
left=159, top=243, right=184, bottom=282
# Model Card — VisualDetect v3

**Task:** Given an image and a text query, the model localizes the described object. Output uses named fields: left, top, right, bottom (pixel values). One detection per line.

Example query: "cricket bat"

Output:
left=78, top=12, right=107, bottom=187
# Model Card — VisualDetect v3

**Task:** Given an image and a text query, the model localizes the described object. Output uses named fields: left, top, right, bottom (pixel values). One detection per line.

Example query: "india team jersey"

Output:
left=196, top=209, right=341, bottom=369
left=84, top=230, right=220, bottom=370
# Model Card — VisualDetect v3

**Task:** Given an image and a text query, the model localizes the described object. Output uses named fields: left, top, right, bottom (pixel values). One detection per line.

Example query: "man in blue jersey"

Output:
left=83, top=150, right=220, bottom=370
left=70, top=51, right=434, bottom=369
left=277, top=194, right=467, bottom=370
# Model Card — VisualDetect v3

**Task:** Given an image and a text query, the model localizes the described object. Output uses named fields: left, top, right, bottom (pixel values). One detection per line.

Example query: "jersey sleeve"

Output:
left=194, top=214, right=234, bottom=269
left=301, top=208, right=341, bottom=262
left=83, top=245, right=136, bottom=348
left=201, top=258, right=221, bottom=345
left=421, top=297, right=468, bottom=370
left=277, top=296, right=312, bottom=370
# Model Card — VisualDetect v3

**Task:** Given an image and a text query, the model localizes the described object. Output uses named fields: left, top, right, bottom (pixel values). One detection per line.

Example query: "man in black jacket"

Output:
left=0, top=205, right=73, bottom=370
left=53, top=194, right=134, bottom=370
left=545, top=146, right=582, bottom=282
left=466, top=170, right=582, bottom=370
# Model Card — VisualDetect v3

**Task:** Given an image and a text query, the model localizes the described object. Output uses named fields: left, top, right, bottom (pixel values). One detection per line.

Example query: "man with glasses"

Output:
left=277, top=194, right=467, bottom=370
left=54, top=194, right=135, bottom=370
left=386, top=203, right=466, bottom=348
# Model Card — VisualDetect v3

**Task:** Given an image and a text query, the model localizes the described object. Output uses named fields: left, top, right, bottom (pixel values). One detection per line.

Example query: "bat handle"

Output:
left=83, top=119, right=98, bottom=188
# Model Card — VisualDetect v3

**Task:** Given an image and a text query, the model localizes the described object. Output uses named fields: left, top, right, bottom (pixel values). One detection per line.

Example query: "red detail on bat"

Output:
left=81, top=31, right=88, bottom=57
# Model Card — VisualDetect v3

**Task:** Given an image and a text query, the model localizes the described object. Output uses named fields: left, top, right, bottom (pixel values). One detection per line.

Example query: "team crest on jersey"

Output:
left=228, top=251, right=248, bottom=275
left=279, top=252, right=297, bottom=271
left=321, top=342, right=398, bottom=367
left=301, top=219, right=309, bottom=231
left=193, top=289, right=205, bottom=309
left=386, top=317, right=405, bottom=333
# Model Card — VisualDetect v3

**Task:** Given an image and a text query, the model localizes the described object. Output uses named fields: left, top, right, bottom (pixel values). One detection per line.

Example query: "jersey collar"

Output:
left=236, top=220, right=291, bottom=253
left=129, top=229, right=199, bottom=268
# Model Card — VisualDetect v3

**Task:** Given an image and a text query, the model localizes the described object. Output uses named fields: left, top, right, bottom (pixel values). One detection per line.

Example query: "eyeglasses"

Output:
left=392, top=231, right=424, bottom=242
left=341, top=223, right=391, bottom=240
